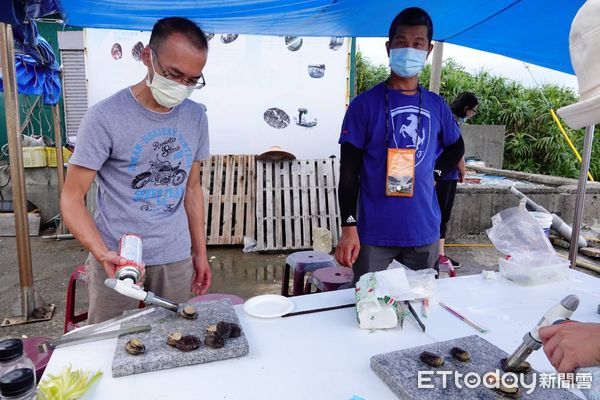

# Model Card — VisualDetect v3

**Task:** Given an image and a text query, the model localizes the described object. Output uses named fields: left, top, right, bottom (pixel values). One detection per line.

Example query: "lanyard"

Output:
left=385, top=82, right=422, bottom=148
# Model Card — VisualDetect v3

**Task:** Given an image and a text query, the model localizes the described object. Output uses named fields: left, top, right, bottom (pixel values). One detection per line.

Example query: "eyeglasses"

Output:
left=150, top=48, right=206, bottom=89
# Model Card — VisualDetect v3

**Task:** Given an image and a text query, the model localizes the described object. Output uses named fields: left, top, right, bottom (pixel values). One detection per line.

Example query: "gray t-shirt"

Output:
left=69, top=88, right=210, bottom=265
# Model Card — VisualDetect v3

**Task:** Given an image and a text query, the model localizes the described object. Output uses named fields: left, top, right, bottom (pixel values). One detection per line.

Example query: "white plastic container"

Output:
left=528, top=211, right=553, bottom=237
left=499, top=257, right=569, bottom=286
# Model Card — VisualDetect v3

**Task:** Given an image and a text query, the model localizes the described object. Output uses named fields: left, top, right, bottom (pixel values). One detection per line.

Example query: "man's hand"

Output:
left=335, top=226, right=361, bottom=267
left=539, top=322, right=600, bottom=373
left=99, top=250, right=128, bottom=278
left=458, top=156, right=466, bottom=183
left=191, top=254, right=212, bottom=295
left=458, top=165, right=466, bottom=183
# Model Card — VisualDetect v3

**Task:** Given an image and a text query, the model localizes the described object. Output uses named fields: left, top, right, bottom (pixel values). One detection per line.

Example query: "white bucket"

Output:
left=529, top=211, right=553, bottom=236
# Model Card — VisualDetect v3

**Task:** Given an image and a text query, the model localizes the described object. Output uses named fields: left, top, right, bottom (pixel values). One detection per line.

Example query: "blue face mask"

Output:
left=389, top=47, right=428, bottom=78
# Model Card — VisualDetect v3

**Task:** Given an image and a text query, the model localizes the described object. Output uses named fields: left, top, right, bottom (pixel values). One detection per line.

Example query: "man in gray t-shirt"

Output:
left=61, top=17, right=212, bottom=323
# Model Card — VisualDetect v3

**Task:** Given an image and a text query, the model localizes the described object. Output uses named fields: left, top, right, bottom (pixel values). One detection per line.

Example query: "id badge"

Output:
left=386, top=148, right=415, bottom=197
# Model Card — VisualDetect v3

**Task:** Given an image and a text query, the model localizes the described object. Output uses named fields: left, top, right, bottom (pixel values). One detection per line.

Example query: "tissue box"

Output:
left=355, top=271, right=404, bottom=329
left=357, top=299, right=398, bottom=329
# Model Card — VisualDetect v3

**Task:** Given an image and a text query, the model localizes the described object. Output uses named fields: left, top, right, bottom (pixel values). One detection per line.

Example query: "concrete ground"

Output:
left=0, top=233, right=598, bottom=340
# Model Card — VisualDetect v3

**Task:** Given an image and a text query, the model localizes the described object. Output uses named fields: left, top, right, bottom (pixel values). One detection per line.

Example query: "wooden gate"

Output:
left=256, top=158, right=341, bottom=251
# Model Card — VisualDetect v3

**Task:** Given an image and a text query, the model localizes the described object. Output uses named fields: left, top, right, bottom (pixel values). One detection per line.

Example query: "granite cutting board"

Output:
left=112, top=299, right=249, bottom=377
left=371, top=335, right=580, bottom=399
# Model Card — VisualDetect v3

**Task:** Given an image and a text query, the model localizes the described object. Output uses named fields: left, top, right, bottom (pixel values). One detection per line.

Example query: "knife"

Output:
left=64, top=307, right=155, bottom=341
left=38, top=325, right=151, bottom=353
left=404, top=300, right=426, bottom=332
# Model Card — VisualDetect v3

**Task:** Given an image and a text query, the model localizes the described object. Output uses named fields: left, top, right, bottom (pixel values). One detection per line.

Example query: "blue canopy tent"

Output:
left=58, top=0, right=582, bottom=74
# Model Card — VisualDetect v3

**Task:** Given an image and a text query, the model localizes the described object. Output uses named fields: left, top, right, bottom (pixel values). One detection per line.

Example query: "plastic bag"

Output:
left=486, top=207, right=556, bottom=264
left=242, top=236, right=257, bottom=253
left=487, top=207, right=568, bottom=285
left=387, top=262, right=437, bottom=299
left=312, top=227, right=332, bottom=253
left=405, top=268, right=437, bottom=299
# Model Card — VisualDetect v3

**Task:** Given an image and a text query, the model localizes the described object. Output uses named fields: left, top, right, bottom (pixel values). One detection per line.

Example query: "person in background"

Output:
left=335, top=7, right=463, bottom=281
left=61, top=17, right=212, bottom=323
left=436, top=92, right=478, bottom=271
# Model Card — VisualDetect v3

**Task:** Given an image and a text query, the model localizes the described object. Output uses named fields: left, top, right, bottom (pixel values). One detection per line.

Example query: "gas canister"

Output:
left=116, top=234, right=143, bottom=283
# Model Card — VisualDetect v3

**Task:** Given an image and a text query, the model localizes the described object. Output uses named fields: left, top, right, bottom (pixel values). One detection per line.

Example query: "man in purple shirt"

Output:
left=335, top=7, right=462, bottom=282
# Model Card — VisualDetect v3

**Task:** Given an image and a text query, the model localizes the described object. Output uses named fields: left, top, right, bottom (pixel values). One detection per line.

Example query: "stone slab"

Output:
left=112, top=299, right=249, bottom=377
left=371, top=335, right=579, bottom=399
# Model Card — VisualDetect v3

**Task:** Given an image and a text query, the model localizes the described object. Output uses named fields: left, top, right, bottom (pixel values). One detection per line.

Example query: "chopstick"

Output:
left=282, top=303, right=355, bottom=318
left=439, top=302, right=488, bottom=333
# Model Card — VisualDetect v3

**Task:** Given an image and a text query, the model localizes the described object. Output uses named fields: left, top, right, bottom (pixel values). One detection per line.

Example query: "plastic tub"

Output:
left=499, top=257, right=569, bottom=286
left=528, top=211, right=553, bottom=236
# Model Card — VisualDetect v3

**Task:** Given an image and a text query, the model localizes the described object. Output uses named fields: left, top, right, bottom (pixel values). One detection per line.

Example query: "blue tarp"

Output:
left=0, top=0, right=61, bottom=104
left=57, top=0, right=581, bottom=74
left=0, top=54, right=61, bottom=105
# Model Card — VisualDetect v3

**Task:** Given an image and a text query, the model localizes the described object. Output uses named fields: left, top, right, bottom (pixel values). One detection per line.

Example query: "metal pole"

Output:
left=568, top=124, right=595, bottom=267
left=52, top=103, right=66, bottom=234
left=429, top=41, right=444, bottom=94
left=0, top=23, right=35, bottom=319
left=349, top=37, right=357, bottom=101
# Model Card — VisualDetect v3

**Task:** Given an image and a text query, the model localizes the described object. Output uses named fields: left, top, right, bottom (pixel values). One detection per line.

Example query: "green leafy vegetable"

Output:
left=38, top=365, right=103, bottom=400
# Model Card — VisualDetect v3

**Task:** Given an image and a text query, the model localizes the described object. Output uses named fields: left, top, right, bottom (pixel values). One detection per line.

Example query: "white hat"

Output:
left=557, top=0, right=600, bottom=129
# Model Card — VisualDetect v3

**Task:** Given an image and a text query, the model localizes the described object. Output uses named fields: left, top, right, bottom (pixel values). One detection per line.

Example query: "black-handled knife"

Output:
left=404, top=300, right=426, bottom=332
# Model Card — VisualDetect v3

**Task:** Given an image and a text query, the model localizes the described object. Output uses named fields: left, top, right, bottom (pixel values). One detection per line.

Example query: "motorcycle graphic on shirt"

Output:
left=130, top=156, right=187, bottom=189
left=128, top=129, right=195, bottom=214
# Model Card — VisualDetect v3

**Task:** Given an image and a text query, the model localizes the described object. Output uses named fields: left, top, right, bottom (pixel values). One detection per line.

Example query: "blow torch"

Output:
left=504, top=294, right=579, bottom=371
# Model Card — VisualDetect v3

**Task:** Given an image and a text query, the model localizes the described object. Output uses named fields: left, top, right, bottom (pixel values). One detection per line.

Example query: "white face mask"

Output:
left=146, top=52, right=195, bottom=108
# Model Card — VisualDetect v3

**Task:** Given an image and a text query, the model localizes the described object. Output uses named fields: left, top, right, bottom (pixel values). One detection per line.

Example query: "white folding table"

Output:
left=41, top=270, right=600, bottom=399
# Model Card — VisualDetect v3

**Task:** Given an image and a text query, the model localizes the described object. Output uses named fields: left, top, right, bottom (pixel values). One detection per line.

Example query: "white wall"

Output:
left=85, top=29, right=349, bottom=159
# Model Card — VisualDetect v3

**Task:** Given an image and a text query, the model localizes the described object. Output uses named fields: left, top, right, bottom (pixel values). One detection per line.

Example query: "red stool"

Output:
left=64, top=265, right=88, bottom=333
left=304, top=266, right=353, bottom=294
left=22, top=337, right=53, bottom=382
left=190, top=293, right=245, bottom=305
left=438, top=259, right=457, bottom=278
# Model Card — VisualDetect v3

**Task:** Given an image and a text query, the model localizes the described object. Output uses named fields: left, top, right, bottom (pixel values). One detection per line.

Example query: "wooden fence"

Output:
left=86, top=155, right=340, bottom=250
left=255, top=159, right=341, bottom=251
left=200, top=155, right=256, bottom=245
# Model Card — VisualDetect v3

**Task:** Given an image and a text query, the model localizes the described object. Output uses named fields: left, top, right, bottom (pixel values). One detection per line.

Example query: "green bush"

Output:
left=356, top=51, right=389, bottom=94
left=356, top=53, right=599, bottom=179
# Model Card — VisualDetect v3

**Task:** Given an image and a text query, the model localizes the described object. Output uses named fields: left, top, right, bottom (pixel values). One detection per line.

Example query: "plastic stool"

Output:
left=190, top=293, right=245, bottom=305
left=64, top=265, right=88, bottom=333
left=281, top=251, right=337, bottom=297
left=23, top=337, right=53, bottom=382
left=304, top=266, right=353, bottom=294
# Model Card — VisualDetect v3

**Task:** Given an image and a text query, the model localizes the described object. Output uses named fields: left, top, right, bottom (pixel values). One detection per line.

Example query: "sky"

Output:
left=357, top=38, right=579, bottom=92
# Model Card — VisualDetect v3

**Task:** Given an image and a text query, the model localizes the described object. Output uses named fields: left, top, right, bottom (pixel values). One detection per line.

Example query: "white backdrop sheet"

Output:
left=85, top=29, right=349, bottom=158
